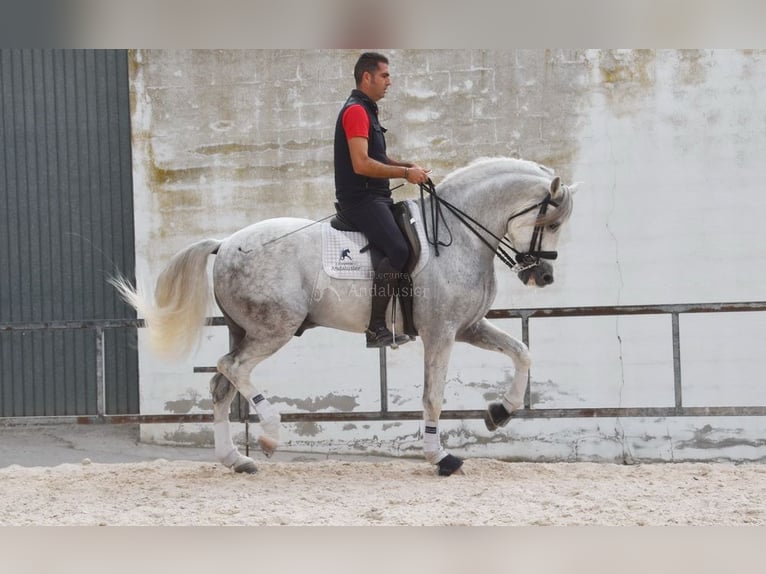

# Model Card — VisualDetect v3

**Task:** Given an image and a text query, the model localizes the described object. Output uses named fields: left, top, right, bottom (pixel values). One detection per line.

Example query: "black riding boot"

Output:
left=366, top=258, right=410, bottom=348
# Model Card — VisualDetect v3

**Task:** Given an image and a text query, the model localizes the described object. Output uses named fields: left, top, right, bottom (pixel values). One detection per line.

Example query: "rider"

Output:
left=334, top=51, right=431, bottom=348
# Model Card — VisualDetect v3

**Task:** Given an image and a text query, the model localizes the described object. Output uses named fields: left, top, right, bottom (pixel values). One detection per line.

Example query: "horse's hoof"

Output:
left=232, top=457, right=258, bottom=474
left=258, top=435, right=278, bottom=458
left=437, top=454, right=464, bottom=477
left=485, top=402, right=512, bottom=431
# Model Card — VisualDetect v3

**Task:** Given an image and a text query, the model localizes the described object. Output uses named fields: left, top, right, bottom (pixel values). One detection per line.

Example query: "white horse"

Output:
left=113, top=157, right=575, bottom=476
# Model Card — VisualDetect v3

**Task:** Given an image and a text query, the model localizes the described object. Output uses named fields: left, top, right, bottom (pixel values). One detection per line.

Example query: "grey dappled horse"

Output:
left=113, top=157, right=575, bottom=476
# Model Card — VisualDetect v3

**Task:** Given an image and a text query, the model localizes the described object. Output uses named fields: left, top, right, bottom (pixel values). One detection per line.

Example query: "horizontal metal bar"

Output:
left=0, top=317, right=228, bottom=332
left=0, top=318, right=144, bottom=332
left=2, top=302, right=766, bottom=332
left=4, top=406, right=766, bottom=427
left=486, top=301, right=766, bottom=320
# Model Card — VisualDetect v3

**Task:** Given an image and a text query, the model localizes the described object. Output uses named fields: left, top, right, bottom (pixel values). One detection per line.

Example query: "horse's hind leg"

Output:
left=456, top=318, right=531, bottom=430
left=210, top=373, right=258, bottom=473
left=210, top=318, right=262, bottom=473
left=215, top=334, right=289, bottom=467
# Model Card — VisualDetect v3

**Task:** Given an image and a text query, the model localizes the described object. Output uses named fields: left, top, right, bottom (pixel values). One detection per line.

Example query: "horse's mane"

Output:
left=439, top=157, right=571, bottom=226
left=440, top=157, right=555, bottom=187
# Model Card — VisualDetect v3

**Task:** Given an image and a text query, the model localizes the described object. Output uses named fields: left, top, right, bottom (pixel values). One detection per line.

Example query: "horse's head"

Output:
left=505, top=175, right=575, bottom=288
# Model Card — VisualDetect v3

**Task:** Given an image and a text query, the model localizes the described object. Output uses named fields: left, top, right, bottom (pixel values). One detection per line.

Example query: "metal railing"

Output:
left=2, top=301, right=766, bottom=426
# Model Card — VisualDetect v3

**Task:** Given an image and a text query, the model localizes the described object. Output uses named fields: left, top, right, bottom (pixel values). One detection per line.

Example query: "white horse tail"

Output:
left=110, top=238, right=223, bottom=360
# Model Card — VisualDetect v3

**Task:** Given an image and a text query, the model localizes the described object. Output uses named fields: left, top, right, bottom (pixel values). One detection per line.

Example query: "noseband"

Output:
left=418, top=179, right=559, bottom=274
left=506, top=192, right=559, bottom=273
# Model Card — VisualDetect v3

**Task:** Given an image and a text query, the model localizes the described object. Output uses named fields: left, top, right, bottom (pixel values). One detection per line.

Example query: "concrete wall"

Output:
left=129, top=49, right=766, bottom=462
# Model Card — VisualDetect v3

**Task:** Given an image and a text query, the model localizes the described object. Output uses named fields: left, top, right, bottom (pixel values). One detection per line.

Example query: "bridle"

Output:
left=418, top=179, right=559, bottom=274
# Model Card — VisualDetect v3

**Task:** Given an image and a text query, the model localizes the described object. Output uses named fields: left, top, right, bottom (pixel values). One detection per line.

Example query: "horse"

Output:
left=112, top=157, right=575, bottom=476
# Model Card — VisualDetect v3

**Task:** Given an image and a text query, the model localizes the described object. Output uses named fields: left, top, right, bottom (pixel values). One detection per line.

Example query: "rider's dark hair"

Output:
left=354, top=52, right=388, bottom=86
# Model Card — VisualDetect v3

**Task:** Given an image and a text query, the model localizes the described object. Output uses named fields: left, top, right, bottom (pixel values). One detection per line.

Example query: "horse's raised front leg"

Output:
left=456, top=318, right=531, bottom=431
left=421, top=333, right=464, bottom=477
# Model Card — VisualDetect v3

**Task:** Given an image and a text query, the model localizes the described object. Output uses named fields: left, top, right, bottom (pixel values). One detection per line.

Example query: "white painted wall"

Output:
left=129, top=49, right=766, bottom=462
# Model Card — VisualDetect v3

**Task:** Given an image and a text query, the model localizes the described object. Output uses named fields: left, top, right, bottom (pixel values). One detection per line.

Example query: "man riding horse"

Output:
left=333, top=52, right=431, bottom=348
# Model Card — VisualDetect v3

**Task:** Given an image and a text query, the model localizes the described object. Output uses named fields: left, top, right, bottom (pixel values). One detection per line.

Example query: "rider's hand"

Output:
left=405, top=165, right=431, bottom=185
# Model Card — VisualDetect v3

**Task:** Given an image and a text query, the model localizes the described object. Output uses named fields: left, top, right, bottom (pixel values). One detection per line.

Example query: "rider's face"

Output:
left=365, top=63, right=391, bottom=101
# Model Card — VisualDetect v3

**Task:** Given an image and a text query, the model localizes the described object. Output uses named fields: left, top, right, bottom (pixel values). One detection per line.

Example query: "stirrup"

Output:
left=365, top=326, right=410, bottom=348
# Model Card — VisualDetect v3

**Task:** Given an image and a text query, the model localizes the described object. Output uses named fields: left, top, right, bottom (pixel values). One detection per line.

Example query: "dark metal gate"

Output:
left=1, top=301, right=765, bottom=427
left=0, top=49, right=138, bottom=417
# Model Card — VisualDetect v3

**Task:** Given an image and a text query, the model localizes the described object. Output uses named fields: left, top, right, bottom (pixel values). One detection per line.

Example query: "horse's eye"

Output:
left=548, top=222, right=560, bottom=232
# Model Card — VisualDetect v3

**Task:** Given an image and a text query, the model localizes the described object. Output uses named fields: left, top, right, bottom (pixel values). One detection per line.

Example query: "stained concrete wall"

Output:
left=130, top=49, right=766, bottom=462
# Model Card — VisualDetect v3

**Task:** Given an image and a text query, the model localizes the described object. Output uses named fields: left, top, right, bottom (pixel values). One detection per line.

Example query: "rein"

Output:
left=418, top=179, right=559, bottom=273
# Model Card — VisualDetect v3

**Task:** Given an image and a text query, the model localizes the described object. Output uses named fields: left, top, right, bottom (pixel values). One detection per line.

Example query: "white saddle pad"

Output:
left=321, top=199, right=430, bottom=280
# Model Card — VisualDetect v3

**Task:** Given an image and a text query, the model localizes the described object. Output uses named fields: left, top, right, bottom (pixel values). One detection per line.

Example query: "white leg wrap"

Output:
left=249, top=394, right=281, bottom=440
left=214, top=422, right=241, bottom=468
left=423, top=422, right=448, bottom=464
left=502, top=396, right=521, bottom=413
left=502, top=376, right=527, bottom=412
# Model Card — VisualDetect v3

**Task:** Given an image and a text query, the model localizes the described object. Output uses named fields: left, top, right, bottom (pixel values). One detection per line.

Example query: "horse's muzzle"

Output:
left=518, top=260, right=554, bottom=287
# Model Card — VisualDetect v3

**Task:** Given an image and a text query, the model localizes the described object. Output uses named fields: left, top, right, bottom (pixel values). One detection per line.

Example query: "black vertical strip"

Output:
left=0, top=51, right=12, bottom=323
left=106, top=328, right=138, bottom=414
left=74, top=330, right=85, bottom=413
left=29, top=50, right=47, bottom=413
left=121, top=51, right=137, bottom=414
left=52, top=50, right=72, bottom=414
left=62, top=330, right=75, bottom=415
left=27, top=49, right=43, bottom=322
left=10, top=50, right=27, bottom=325
left=116, top=51, right=135, bottom=291
left=84, top=330, right=97, bottom=413
left=69, top=51, right=85, bottom=321
left=67, top=51, right=80, bottom=413
left=0, top=334, right=11, bottom=416
left=101, top=51, right=115, bottom=413
left=63, top=50, right=78, bottom=412
left=0, top=53, right=11, bottom=415
left=12, top=50, right=32, bottom=413
left=97, top=50, right=113, bottom=315
left=41, top=50, right=60, bottom=414
left=0, top=51, right=7, bottom=321
left=3, top=55, right=17, bottom=413
left=14, top=333, right=26, bottom=415
left=106, top=329, right=115, bottom=414
left=55, top=50, right=73, bottom=322
left=112, top=51, right=137, bottom=414
left=87, top=50, right=105, bottom=319
left=105, top=50, right=119, bottom=317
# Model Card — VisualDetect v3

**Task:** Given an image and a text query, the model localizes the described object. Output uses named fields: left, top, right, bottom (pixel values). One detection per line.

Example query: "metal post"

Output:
left=522, top=315, right=531, bottom=409
left=379, top=347, right=388, bottom=413
left=672, top=312, right=683, bottom=409
left=95, top=327, right=106, bottom=419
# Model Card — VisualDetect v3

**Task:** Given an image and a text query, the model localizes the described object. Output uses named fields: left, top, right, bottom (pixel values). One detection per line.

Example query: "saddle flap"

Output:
left=393, top=200, right=421, bottom=274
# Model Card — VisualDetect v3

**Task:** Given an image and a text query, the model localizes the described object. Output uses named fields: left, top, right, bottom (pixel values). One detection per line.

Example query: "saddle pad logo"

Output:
left=339, top=248, right=353, bottom=262
left=332, top=245, right=367, bottom=275
left=321, top=225, right=374, bottom=280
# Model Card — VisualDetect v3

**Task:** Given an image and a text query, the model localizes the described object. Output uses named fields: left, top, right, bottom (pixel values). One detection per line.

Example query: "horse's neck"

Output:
left=432, top=175, right=543, bottom=244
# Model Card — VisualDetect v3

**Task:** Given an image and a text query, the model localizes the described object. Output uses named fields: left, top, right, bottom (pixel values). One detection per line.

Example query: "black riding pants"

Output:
left=337, top=195, right=409, bottom=272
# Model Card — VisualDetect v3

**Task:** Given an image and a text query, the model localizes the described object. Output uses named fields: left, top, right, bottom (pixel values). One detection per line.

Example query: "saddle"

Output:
left=330, top=202, right=421, bottom=272
left=330, top=201, right=421, bottom=337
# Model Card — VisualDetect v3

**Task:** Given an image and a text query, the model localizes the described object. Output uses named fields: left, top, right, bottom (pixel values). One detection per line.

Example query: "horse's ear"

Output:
left=550, top=176, right=561, bottom=195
